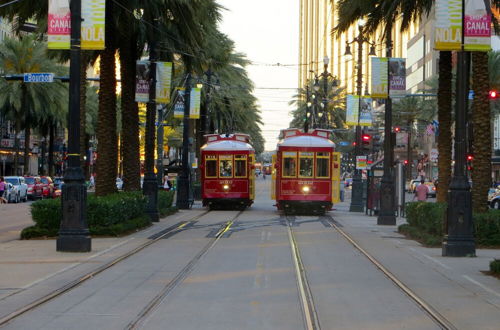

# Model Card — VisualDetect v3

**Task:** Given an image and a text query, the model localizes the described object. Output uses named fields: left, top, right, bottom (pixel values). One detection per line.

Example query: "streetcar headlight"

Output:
left=223, top=184, right=230, bottom=190
left=302, top=186, right=310, bottom=193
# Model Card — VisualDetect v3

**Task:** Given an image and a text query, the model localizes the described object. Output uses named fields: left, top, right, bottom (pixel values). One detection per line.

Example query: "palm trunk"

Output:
left=48, top=123, right=55, bottom=176
left=95, top=1, right=118, bottom=196
left=437, top=51, right=453, bottom=203
left=23, top=120, right=31, bottom=175
left=471, top=52, right=491, bottom=213
left=119, top=32, right=141, bottom=191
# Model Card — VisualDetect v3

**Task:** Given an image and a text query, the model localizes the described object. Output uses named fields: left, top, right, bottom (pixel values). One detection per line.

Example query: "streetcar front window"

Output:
left=316, top=152, right=330, bottom=178
left=235, top=155, right=247, bottom=177
left=219, top=156, right=233, bottom=177
left=299, top=152, right=314, bottom=178
left=206, top=160, right=217, bottom=178
left=282, top=152, right=297, bottom=178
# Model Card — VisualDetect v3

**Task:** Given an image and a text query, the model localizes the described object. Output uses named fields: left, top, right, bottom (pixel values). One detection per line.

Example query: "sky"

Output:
left=217, top=0, right=299, bottom=151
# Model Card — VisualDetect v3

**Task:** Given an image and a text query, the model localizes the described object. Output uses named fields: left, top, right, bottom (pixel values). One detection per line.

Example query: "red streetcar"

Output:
left=272, top=128, right=341, bottom=215
left=200, top=133, right=255, bottom=210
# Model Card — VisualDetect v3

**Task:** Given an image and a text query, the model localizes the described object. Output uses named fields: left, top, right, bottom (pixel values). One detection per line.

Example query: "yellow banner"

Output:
left=345, top=95, right=359, bottom=126
left=155, top=62, right=173, bottom=103
left=189, top=88, right=201, bottom=119
left=435, top=0, right=462, bottom=51
left=81, top=0, right=105, bottom=50
left=371, top=57, right=388, bottom=98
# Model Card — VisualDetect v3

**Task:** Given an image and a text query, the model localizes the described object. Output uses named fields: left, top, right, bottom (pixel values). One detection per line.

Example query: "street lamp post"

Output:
left=304, top=85, right=311, bottom=132
left=378, top=28, right=397, bottom=225
left=346, top=22, right=376, bottom=213
left=310, top=56, right=336, bottom=129
left=177, top=73, right=192, bottom=209
left=57, top=0, right=91, bottom=252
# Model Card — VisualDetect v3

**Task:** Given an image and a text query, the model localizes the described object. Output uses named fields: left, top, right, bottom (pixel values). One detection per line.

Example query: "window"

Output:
left=316, top=152, right=330, bottom=178
left=205, top=155, right=217, bottom=178
left=219, top=155, right=233, bottom=177
left=299, top=152, right=314, bottom=178
left=234, top=155, right=247, bottom=177
left=282, top=152, right=297, bottom=178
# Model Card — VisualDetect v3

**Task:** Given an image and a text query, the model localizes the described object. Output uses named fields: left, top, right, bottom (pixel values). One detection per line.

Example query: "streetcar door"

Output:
left=331, top=152, right=341, bottom=203
left=271, top=153, right=276, bottom=200
left=249, top=154, right=255, bottom=200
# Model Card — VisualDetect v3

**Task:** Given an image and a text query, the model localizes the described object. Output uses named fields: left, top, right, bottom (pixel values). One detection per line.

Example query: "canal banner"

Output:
left=389, top=58, right=406, bottom=97
left=135, top=61, right=150, bottom=103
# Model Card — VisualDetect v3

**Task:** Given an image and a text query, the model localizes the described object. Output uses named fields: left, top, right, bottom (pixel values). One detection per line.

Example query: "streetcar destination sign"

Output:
left=23, top=73, right=54, bottom=83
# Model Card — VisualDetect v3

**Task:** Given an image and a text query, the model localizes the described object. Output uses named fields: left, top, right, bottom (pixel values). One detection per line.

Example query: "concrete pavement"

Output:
left=0, top=180, right=498, bottom=329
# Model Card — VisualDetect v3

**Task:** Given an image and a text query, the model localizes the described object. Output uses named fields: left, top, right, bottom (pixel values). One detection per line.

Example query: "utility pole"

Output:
left=143, top=28, right=159, bottom=222
left=177, top=73, right=192, bottom=209
left=57, top=0, right=91, bottom=252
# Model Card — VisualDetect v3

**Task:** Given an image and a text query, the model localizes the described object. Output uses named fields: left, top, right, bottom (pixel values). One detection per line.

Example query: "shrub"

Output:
left=474, top=210, right=500, bottom=247
left=158, top=190, right=176, bottom=217
left=490, top=259, right=500, bottom=274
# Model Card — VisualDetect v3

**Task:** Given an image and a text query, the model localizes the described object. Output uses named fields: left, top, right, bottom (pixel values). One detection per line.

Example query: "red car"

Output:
left=40, top=176, right=55, bottom=198
left=24, top=176, right=43, bottom=200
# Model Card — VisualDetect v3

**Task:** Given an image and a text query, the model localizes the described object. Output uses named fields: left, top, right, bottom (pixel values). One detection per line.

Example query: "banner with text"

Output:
left=155, top=62, right=173, bottom=103
left=81, top=0, right=105, bottom=50
left=135, top=61, right=150, bottom=103
left=359, top=97, right=373, bottom=127
left=435, top=0, right=462, bottom=50
left=464, top=0, right=491, bottom=51
left=346, top=94, right=359, bottom=126
left=389, top=58, right=406, bottom=97
left=48, top=0, right=70, bottom=49
left=189, top=88, right=201, bottom=119
left=173, top=88, right=185, bottom=119
left=371, top=57, right=388, bottom=98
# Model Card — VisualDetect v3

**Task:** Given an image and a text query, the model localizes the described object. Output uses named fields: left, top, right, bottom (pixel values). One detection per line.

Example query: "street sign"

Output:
left=356, top=156, right=367, bottom=170
left=23, top=73, right=54, bottom=83
left=338, top=141, right=350, bottom=146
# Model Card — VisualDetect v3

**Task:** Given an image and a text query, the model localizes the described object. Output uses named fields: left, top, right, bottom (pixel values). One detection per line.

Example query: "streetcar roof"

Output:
left=277, top=128, right=335, bottom=148
left=201, top=140, right=255, bottom=151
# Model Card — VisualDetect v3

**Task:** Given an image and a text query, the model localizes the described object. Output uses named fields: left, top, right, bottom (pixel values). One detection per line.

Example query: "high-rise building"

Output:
left=299, top=1, right=418, bottom=95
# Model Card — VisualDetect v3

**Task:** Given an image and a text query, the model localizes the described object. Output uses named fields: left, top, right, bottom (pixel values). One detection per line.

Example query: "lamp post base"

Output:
left=349, top=174, right=364, bottom=212
left=143, top=173, right=159, bottom=222
left=176, top=175, right=191, bottom=209
left=57, top=233, right=91, bottom=252
left=442, top=236, right=476, bottom=257
left=377, top=178, right=396, bottom=225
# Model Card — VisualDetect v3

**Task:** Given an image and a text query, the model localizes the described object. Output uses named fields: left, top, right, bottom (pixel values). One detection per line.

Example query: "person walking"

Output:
left=0, top=177, right=6, bottom=204
left=414, top=178, right=428, bottom=202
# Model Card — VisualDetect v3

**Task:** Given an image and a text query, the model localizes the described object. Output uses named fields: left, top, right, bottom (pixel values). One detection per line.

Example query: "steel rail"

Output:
left=126, top=211, right=243, bottom=330
left=325, top=215, right=457, bottom=330
left=0, top=210, right=211, bottom=327
left=285, top=215, right=321, bottom=330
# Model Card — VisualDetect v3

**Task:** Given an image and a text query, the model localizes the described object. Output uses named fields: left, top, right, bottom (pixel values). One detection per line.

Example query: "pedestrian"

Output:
left=414, top=178, right=428, bottom=202
left=90, top=173, right=95, bottom=188
left=0, top=177, right=6, bottom=204
left=163, top=175, right=172, bottom=191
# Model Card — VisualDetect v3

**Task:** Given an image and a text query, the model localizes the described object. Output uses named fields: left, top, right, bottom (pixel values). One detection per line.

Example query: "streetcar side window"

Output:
left=282, top=152, right=297, bottom=178
left=299, top=152, right=314, bottom=178
left=316, top=152, right=330, bottom=178
left=234, top=155, right=247, bottom=177
left=205, top=155, right=217, bottom=178
left=219, top=155, right=233, bottom=177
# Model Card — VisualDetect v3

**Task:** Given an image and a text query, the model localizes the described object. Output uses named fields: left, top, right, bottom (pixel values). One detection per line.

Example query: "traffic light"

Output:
left=394, top=126, right=400, bottom=133
left=467, top=153, right=473, bottom=172
left=403, top=159, right=409, bottom=165
left=490, top=90, right=498, bottom=99
left=362, top=134, right=372, bottom=153
left=372, top=135, right=382, bottom=152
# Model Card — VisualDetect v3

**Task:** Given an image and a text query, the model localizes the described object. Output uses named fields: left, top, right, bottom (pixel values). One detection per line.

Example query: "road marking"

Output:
left=463, top=275, right=500, bottom=299
left=408, top=248, right=452, bottom=270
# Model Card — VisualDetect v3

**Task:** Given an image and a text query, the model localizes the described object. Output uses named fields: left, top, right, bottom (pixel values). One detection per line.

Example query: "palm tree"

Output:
left=0, top=35, right=67, bottom=175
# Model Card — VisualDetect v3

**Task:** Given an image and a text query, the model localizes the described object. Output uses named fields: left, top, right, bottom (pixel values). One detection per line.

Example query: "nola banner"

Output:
left=389, top=58, right=406, bottom=97
left=135, top=61, right=150, bottom=103
left=371, top=57, right=388, bottom=98
left=48, top=0, right=106, bottom=50
left=435, top=0, right=491, bottom=51
left=155, top=62, right=173, bottom=103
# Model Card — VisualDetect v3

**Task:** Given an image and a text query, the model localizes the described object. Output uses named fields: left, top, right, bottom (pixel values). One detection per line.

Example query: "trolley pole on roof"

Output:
left=57, top=0, right=91, bottom=252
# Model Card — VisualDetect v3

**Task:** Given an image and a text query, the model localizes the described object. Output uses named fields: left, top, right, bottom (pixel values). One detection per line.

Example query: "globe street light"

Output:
left=346, top=21, right=376, bottom=213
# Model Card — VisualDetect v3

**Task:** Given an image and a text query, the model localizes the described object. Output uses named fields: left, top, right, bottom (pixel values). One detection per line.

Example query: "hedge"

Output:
left=490, top=259, right=500, bottom=274
left=400, top=202, right=500, bottom=247
left=22, top=190, right=177, bottom=239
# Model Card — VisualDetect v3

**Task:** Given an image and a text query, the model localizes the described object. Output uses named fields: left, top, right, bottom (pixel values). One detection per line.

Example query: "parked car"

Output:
left=116, top=177, right=123, bottom=190
left=407, top=179, right=420, bottom=193
left=40, top=176, right=55, bottom=198
left=52, top=177, right=63, bottom=198
left=4, top=176, right=28, bottom=202
left=423, top=181, right=437, bottom=198
left=24, top=176, right=43, bottom=200
left=488, top=188, right=500, bottom=209
left=3, top=182, right=17, bottom=203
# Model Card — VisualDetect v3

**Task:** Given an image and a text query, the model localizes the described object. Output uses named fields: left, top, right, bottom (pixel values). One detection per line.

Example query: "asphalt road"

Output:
left=0, top=201, right=34, bottom=243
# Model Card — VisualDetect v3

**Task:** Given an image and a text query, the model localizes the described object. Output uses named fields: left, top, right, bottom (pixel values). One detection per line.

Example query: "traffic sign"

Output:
left=338, top=141, right=350, bottom=146
left=23, top=73, right=54, bottom=83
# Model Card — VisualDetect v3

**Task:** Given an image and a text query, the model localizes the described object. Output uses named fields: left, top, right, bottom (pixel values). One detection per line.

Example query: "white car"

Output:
left=4, top=176, right=28, bottom=202
left=116, top=178, right=123, bottom=190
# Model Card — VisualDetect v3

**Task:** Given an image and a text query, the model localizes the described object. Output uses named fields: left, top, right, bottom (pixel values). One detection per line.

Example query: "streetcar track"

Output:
left=322, top=215, right=457, bottom=330
left=0, top=210, right=212, bottom=327
left=126, top=210, right=244, bottom=330
left=284, top=214, right=321, bottom=330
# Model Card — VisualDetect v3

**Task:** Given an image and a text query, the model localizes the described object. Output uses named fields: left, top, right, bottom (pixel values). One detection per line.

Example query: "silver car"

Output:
left=4, top=176, right=28, bottom=202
